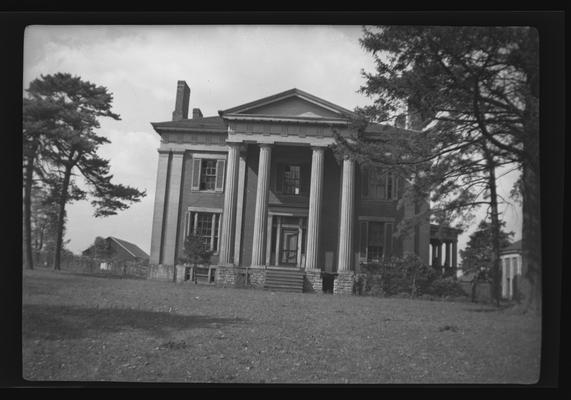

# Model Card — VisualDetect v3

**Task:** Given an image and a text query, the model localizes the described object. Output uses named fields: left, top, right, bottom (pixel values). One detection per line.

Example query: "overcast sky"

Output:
left=23, top=25, right=521, bottom=258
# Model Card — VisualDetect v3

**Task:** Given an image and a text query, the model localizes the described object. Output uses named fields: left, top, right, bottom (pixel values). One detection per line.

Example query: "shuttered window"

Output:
left=215, top=159, right=225, bottom=191
left=191, top=158, right=201, bottom=191
left=191, top=156, right=225, bottom=192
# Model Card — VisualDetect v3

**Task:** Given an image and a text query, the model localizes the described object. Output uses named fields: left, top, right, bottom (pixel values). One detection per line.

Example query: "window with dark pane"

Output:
left=195, top=212, right=213, bottom=247
left=212, top=213, right=219, bottom=252
left=386, top=172, right=394, bottom=199
left=278, top=164, right=303, bottom=195
left=200, top=159, right=217, bottom=190
left=367, top=221, right=384, bottom=262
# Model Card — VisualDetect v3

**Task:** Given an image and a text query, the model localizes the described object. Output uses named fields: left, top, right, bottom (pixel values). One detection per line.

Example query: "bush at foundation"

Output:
left=423, top=276, right=466, bottom=298
left=358, top=253, right=442, bottom=298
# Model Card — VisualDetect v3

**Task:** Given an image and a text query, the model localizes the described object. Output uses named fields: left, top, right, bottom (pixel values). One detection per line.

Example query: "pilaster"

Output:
left=219, top=143, right=241, bottom=265
left=150, top=150, right=171, bottom=265
left=162, top=150, right=185, bottom=266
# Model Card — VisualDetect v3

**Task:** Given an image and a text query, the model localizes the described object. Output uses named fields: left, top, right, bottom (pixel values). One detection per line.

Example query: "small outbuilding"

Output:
left=82, top=236, right=149, bottom=270
left=500, top=239, right=522, bottom=300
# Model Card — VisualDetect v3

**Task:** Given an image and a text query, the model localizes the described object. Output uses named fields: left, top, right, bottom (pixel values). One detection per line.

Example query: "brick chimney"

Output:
left=172, top=80, right=190, bottom=121
left=192, top=108, right=203, bottom=119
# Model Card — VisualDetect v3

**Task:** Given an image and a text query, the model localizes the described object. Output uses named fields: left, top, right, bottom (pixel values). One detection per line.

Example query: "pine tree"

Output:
left=335, top=26, right=539, bottom=311
left=23, top=73, right=146, bottom=270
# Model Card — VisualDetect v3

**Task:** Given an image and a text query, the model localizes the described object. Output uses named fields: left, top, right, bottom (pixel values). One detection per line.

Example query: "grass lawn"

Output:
left=22, top=269, right=541, bottom=384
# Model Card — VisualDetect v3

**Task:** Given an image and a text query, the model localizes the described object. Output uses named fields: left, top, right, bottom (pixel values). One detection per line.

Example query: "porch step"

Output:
left=264, top=269, right=304, bottom=293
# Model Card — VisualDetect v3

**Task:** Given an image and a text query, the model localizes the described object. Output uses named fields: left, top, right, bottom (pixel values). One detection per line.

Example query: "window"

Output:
left=200, top=159, right=217, bottom=190
left=361, top=166, right=398, bottom=200
left=191, top=156, right=225, bottom=192
left=512, top=256, right=519, bottom=275
left=185, top=211, right=221, bottom=252
left=276, top=164, right=308, bottom=196
left=359, top=220, right=393, bottom=263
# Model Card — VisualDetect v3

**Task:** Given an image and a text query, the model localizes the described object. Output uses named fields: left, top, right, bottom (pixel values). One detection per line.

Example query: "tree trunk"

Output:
left=521, top=161, right=541, bottom=314
left=53, top=163, right=72, bottom=271
left=483, top=144, right=502, bottom=307
left=23, top=150, right=37, bottom=270
left=520, top=27, right=541, bottom=314
left=488, top=164, right=502, bottom=308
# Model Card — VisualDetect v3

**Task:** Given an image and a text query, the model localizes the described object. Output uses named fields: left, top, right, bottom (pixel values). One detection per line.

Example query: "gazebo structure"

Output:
left=429, top=224, right=461, bottom=277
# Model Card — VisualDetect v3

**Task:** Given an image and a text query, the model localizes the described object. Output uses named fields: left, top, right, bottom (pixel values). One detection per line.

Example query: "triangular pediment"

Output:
left=240, top=96, right=343, bottom=119
left=220, top=88, right=355, bottom=121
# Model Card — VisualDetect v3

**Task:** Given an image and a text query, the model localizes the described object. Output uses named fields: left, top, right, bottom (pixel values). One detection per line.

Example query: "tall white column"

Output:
left=275, top=216, right=282, bottom=266
left=305, top=146, right=325, bottom=270
left=233, top=149, right=247, bottom=266
left=297, top=217, right=303, bottom=268
left=219, top=143, right=240, bottom=265
left=266, top=214, right=274, bottom=266
left=150, top=150, right=171, bottom=265
left=337, top=157, right=355, bottom=272
left=251, top=144, right=272, bottom=266
left=162, top=150, right=185, bottom=266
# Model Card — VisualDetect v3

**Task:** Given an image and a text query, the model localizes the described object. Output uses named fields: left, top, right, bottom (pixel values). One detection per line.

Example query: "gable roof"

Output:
left=500, top=239, right=522, bottom=255
left=108, top=237, right=149, bottom=259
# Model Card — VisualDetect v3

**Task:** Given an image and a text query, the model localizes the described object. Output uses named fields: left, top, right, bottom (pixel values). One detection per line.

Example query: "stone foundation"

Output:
left=175, top=265, right=187, bottom=283
left=215, top=266, right=266, bottom=288
left=304, top=269, right=323, bottom=293
left=334, top=271, right=355, bottom=295
left=148, top=264, right=175, bottom=282
left=215, top=265, right=236, bottom=287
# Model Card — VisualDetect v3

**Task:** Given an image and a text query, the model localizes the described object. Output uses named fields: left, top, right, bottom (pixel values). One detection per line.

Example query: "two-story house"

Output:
left=148, top=81, right=458, bottom=294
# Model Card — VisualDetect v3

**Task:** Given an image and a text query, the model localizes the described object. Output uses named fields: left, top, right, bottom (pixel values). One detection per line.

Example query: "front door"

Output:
left=280, top=228, right=298, bottom=265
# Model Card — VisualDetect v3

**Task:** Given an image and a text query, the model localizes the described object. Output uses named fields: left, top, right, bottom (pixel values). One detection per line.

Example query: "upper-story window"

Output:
left=191, top=156, right=225, bottom=192
left=276, top=163, right=308, bottom=196
left=200, top=159, right=217, bottom=190
left=361, top=166, right=399, bottom=200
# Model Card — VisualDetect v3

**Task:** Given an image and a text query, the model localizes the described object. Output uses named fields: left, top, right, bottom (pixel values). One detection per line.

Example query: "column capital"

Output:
left=310, top=145, right=326, bottom=152
left=227, top=142, right=243, bottom=149
left=258, top=143, right=273, bottom=149
left=171, top=150, right=186, bottom=157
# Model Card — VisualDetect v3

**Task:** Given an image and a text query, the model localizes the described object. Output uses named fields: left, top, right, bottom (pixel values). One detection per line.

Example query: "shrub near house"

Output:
left=356, top=253, right=466, bottom=299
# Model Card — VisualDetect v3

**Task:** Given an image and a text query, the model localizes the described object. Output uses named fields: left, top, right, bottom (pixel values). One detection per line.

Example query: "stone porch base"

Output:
left=333, top=271, right=355, bottom=295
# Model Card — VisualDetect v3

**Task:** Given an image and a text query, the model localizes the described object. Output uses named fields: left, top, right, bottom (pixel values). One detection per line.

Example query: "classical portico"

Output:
left=218, top=89, right=357, bottom=280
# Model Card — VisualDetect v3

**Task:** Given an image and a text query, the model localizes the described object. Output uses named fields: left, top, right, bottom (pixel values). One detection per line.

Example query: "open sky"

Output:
left=23, top=25, right=521, bottom=259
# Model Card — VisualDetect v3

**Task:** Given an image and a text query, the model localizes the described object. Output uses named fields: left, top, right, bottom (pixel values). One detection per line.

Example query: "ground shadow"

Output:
left=22, top=304, right=246, bottom=341
left=463, top=304, right=513, bottom=313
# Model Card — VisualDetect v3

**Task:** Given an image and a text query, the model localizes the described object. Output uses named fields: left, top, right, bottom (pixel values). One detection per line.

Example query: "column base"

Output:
left=333, top=271, right=355, bottom=295
left=215, top=265, right=266, bottom=288
left=304, top=269, right=323, bottom=293
left=148, top=264, right=175, bottom=282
